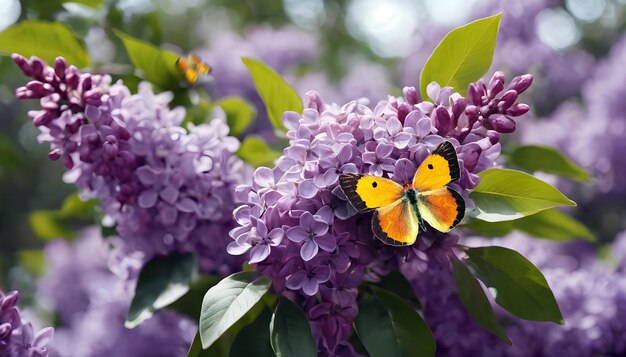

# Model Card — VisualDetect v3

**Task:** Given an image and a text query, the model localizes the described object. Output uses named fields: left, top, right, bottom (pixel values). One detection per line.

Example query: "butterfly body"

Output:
left=339, top=141, right=465, bottom=246
left=176, top=54, right=211, bottom=85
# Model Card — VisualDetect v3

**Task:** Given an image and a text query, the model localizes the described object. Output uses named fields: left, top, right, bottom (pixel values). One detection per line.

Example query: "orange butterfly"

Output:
left=176, top=54, right=211, bottom=85
left=339, top=141, right=465, bottom=246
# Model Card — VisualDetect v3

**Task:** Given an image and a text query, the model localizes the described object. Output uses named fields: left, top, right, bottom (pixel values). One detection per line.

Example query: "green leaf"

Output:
left=168, top=276, right=222, bottom=320
left=57, top=194, right=98, bottom=220
left=270, top=297, right=316, bottom=357
left=452, top=257, right=510, bottom=344
left=126, top=253, right=195, bottom=328
left=61, top=0, right=104, bottom=7
left=466, top=246, right=563, bottom=324
left=237, top=135, right=282, bottom=168
left=213, top=97, right=256, bottom=136
left=420, top=14, right=502, bottom=100
left=230, top=308, right=274, bottom=357
left=0, top=21, right=91, bottom=68
left=29, top=194, right=97, bottom=240
left=114, top=30, right=181, bottom=89
left=242, top=57, right=303, bottom=132
left=508, top=145, right=590, bottom=182
left=355, top=288, right=435, bottom=357
left=376, top=271, right=422, bottom=309
left=188, top=331, right=211, bottom=357
left=513, top=209, right=594, bottom=241
left=18, top=250, right=46, bottom=276
left=470, top=168, right=576, bottom=222
left=199, top=272, right=272, bottom=349
left=463, top=219, right=514, bottom=237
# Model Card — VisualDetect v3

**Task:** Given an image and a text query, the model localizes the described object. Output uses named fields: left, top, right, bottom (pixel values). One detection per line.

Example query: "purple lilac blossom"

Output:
left=35, top=227, right=196, bottom=357
left=13, top=55, right=252, bottom=277
left=1, top=289, right=54, bottom=357
left=228, top=72, right=533, bottom=353
left=404, top=233, right=626, bottom=356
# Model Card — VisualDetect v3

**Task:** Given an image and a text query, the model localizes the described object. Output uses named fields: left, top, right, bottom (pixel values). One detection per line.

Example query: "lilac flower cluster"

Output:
left=1, top=289, right=54, bottom=357
left=227, top=72, right=533, bottom=353
left=36, top=227, right=196, bottom=357
left=13, top=55, right=251, bottom=276
left=405, top=233, right=626, bottom=356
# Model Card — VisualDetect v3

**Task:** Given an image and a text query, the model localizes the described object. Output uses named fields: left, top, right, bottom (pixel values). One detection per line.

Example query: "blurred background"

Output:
left=1, top=0, right=626, bottom=354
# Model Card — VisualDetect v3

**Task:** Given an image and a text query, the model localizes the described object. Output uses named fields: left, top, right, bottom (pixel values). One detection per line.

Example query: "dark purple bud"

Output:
left=488, top=71, right=505, bottom=98
left=460, top=143, right=482, bottom=172
left=12, top=54, right=32, bottom=76
left=483, top=114, right=516, bottom=133
left=0, top=323, right=12, bottom=340
left=30, top=57, right=45, bottom=80
left=48, top=149, right=61, bottom=161
left=450, top=93, right=466, bottom=124
left=397, top=102, right=411, bottom=123
left=467, top=83, right=482, bottom=105
left=15, top=88, right=36, bottom=99
left=432, top=106, right=451, bottom=135
left=486, top=130, right=500, bottom=144
left=464, top=105, right=480, bottom=124
left=54, top=57, right=67, bottom=79
left=63, top=155, right=74, bottom=169
left=25, top=81, right=53, bottom=96
left=66, top=71, right=80, bottom=90
left=103, top=141, right=119, bottom=159
left=509, top=74, right=533, bottom=94
left=119, top=150, right=136, bottom=165
left=32, top=111, right=54, bottom=126
left=403, top=86, right=419, bottom=106
left=82, top=76, right=93, bottom=92
left=64, top=141, right=78, bottom=153
left=506, top=103, right=530, bottom=117
left=497, top=90, right=518, bottom=112
left=0, top=291, right=18, bottom=310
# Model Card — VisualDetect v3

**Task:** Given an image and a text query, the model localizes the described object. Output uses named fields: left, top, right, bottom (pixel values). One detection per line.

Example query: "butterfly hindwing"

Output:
left=412, top=141, right=460, bottom=191
left=339, top=173, right=403, bottom=212
left=372, top=199, right=420, bottom=246
left=417, top=187, right=465, bottom=232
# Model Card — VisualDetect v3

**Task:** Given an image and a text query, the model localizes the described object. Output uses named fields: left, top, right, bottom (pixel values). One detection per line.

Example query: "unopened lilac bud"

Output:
left=483, top=114, right=516, bottom=133
left=497, top=90, right=518, bottom=112
left=403, top=86, right=419, bottom=106
left=450, top=93, right=466, bottom=121
left=12, top=54, right=32, bottom=76
left=486, top=130, right=500, bottom=144
left=48, top=149, right=61, bottom=161
left=432, top=106, right=452, bottom=135
left=0, top=323, right=11, bottom=340
left=509, top=74, right=533, bottom=94
left=467, top=83, right=482, bottom=105
left=488, top=71, right=505, bottom=98
left=305, top=91, right=324, bottom=112
left=30, top=57, right=45, bottom=80
left=66, top=70, right=80, bottom=90
left=54, top=57, right=67, bottom=79
left=32, top=111, right=54, bottom=126
left=397, top=102, right=411, bottom=122
left=506, top=103, right=530, bottom=117
left=460, top=142, right=482, bottom=171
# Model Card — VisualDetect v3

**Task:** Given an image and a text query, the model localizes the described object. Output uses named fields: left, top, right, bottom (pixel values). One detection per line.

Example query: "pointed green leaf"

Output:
left=270, top=297, right=316, bottom=357
left=213, top=97, right=256, bottom=136
left=114, top=30, right=181, bottom=89
left=237, top=135, right=282, bottom=168
left=126, top=253, right=195, bottom=328
left=199, top=272, right=271, bottom=349
left=355, top=288, right=435, bottom=357
left=242, top=57, right=302, bottom=132
left=508, top=145, right=590, bottom=182
left=61, top=0, right=105, bottom=7
left=452, top=257, right=511, bottom=344
left=513, top=209, right=594, bottom=241
left=466, top=246, right=563, bottom=324
left=463, top=219, right=514, bottom=237
left=0, top=20, right=91, bottom=68
left=168, top=275, right=222, bottom=320
left=470, top=168, right=576, bottom=222
left=230, top=308, right=274, bottom=357
left=420, top=14, right=502, bottom=99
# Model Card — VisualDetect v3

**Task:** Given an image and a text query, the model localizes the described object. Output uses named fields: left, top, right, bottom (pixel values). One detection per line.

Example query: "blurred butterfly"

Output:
left=339, top=141, right=465, bottom=246
left=176, top=54, right=211, bottom=85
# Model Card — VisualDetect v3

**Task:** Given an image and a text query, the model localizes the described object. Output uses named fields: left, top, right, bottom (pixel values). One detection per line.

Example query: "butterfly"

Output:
left=339, top=141, right=465, bottom=246
left=176, top=54, right=211, bottom=85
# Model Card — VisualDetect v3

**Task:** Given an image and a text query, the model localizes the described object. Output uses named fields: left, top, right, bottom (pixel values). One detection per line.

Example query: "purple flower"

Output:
left=1, top=290, right=54, bottom=357
left=286, top=263, right=331, bottom=296
left=286, top=212, right=337, bottom=261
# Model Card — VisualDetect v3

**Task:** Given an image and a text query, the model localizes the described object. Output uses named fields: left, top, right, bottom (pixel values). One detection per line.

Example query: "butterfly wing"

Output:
left=412, top=141, right=460, bottom=191
left=417, top=187, right=465, bottom=232
left=176, top=57, right=198, bottom=85
left=190, top=54, right=211, bottom=74
left=372, top=199, right=420, bottom=246
left=339, top=173, right=403, bottom=212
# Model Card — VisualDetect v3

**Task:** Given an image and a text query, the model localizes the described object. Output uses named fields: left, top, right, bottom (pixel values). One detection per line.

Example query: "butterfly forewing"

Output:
left=372, top=199, right=420, bottom=246
left=176, top=54, right=211, bottom=85
left=339, top=173, right=403, bottom=212
left=412, top=141, right=460, bottom=191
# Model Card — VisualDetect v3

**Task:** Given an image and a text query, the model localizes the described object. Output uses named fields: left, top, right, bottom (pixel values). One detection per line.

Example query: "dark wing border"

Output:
left=338, top=173, right=370, bottom=212
left=432, top=141, right=460, bottom=183
left=371, top=210, right=411, bottom=246
left=447, top=187, right=466, bottom=230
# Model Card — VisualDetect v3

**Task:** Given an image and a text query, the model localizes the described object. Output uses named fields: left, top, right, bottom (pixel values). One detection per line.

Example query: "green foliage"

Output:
left=114, top=30, right=182, bottom=89
left=466, top=246, right=564, bottom=324
left=508, top=145, right=590, bottom=182
left=375, top=271, right=422, bottom=309
left=452, top=258, right=510, bottom=344
left=465, top=209, right=594, bottom=241
left=168, top=276, right=222, bottom=320
left=199, top=272, right=272, bottom=349
left=420, top=14, right=502, bottom=100
left=270, top=297, right=316, bottom=357
left=230, top=308, right=274, bottom=357
left=237, top=136, right=282, bottom=167
left=61, top=0, right=105, bottom=7
left=354, top=287, right=435, bottom=357
left=470, top=168, right=575, bottom=222
left=242, top=57, right=303, bottom=132
left=213, top=97, right=257, bottom=136
left=126, top=253, right=196, bottom=328
left=0, top=20, right=91, bottom=68
left=17, top=250, right=46, bottom=276
left=29, top=194, right=97, bottom=240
